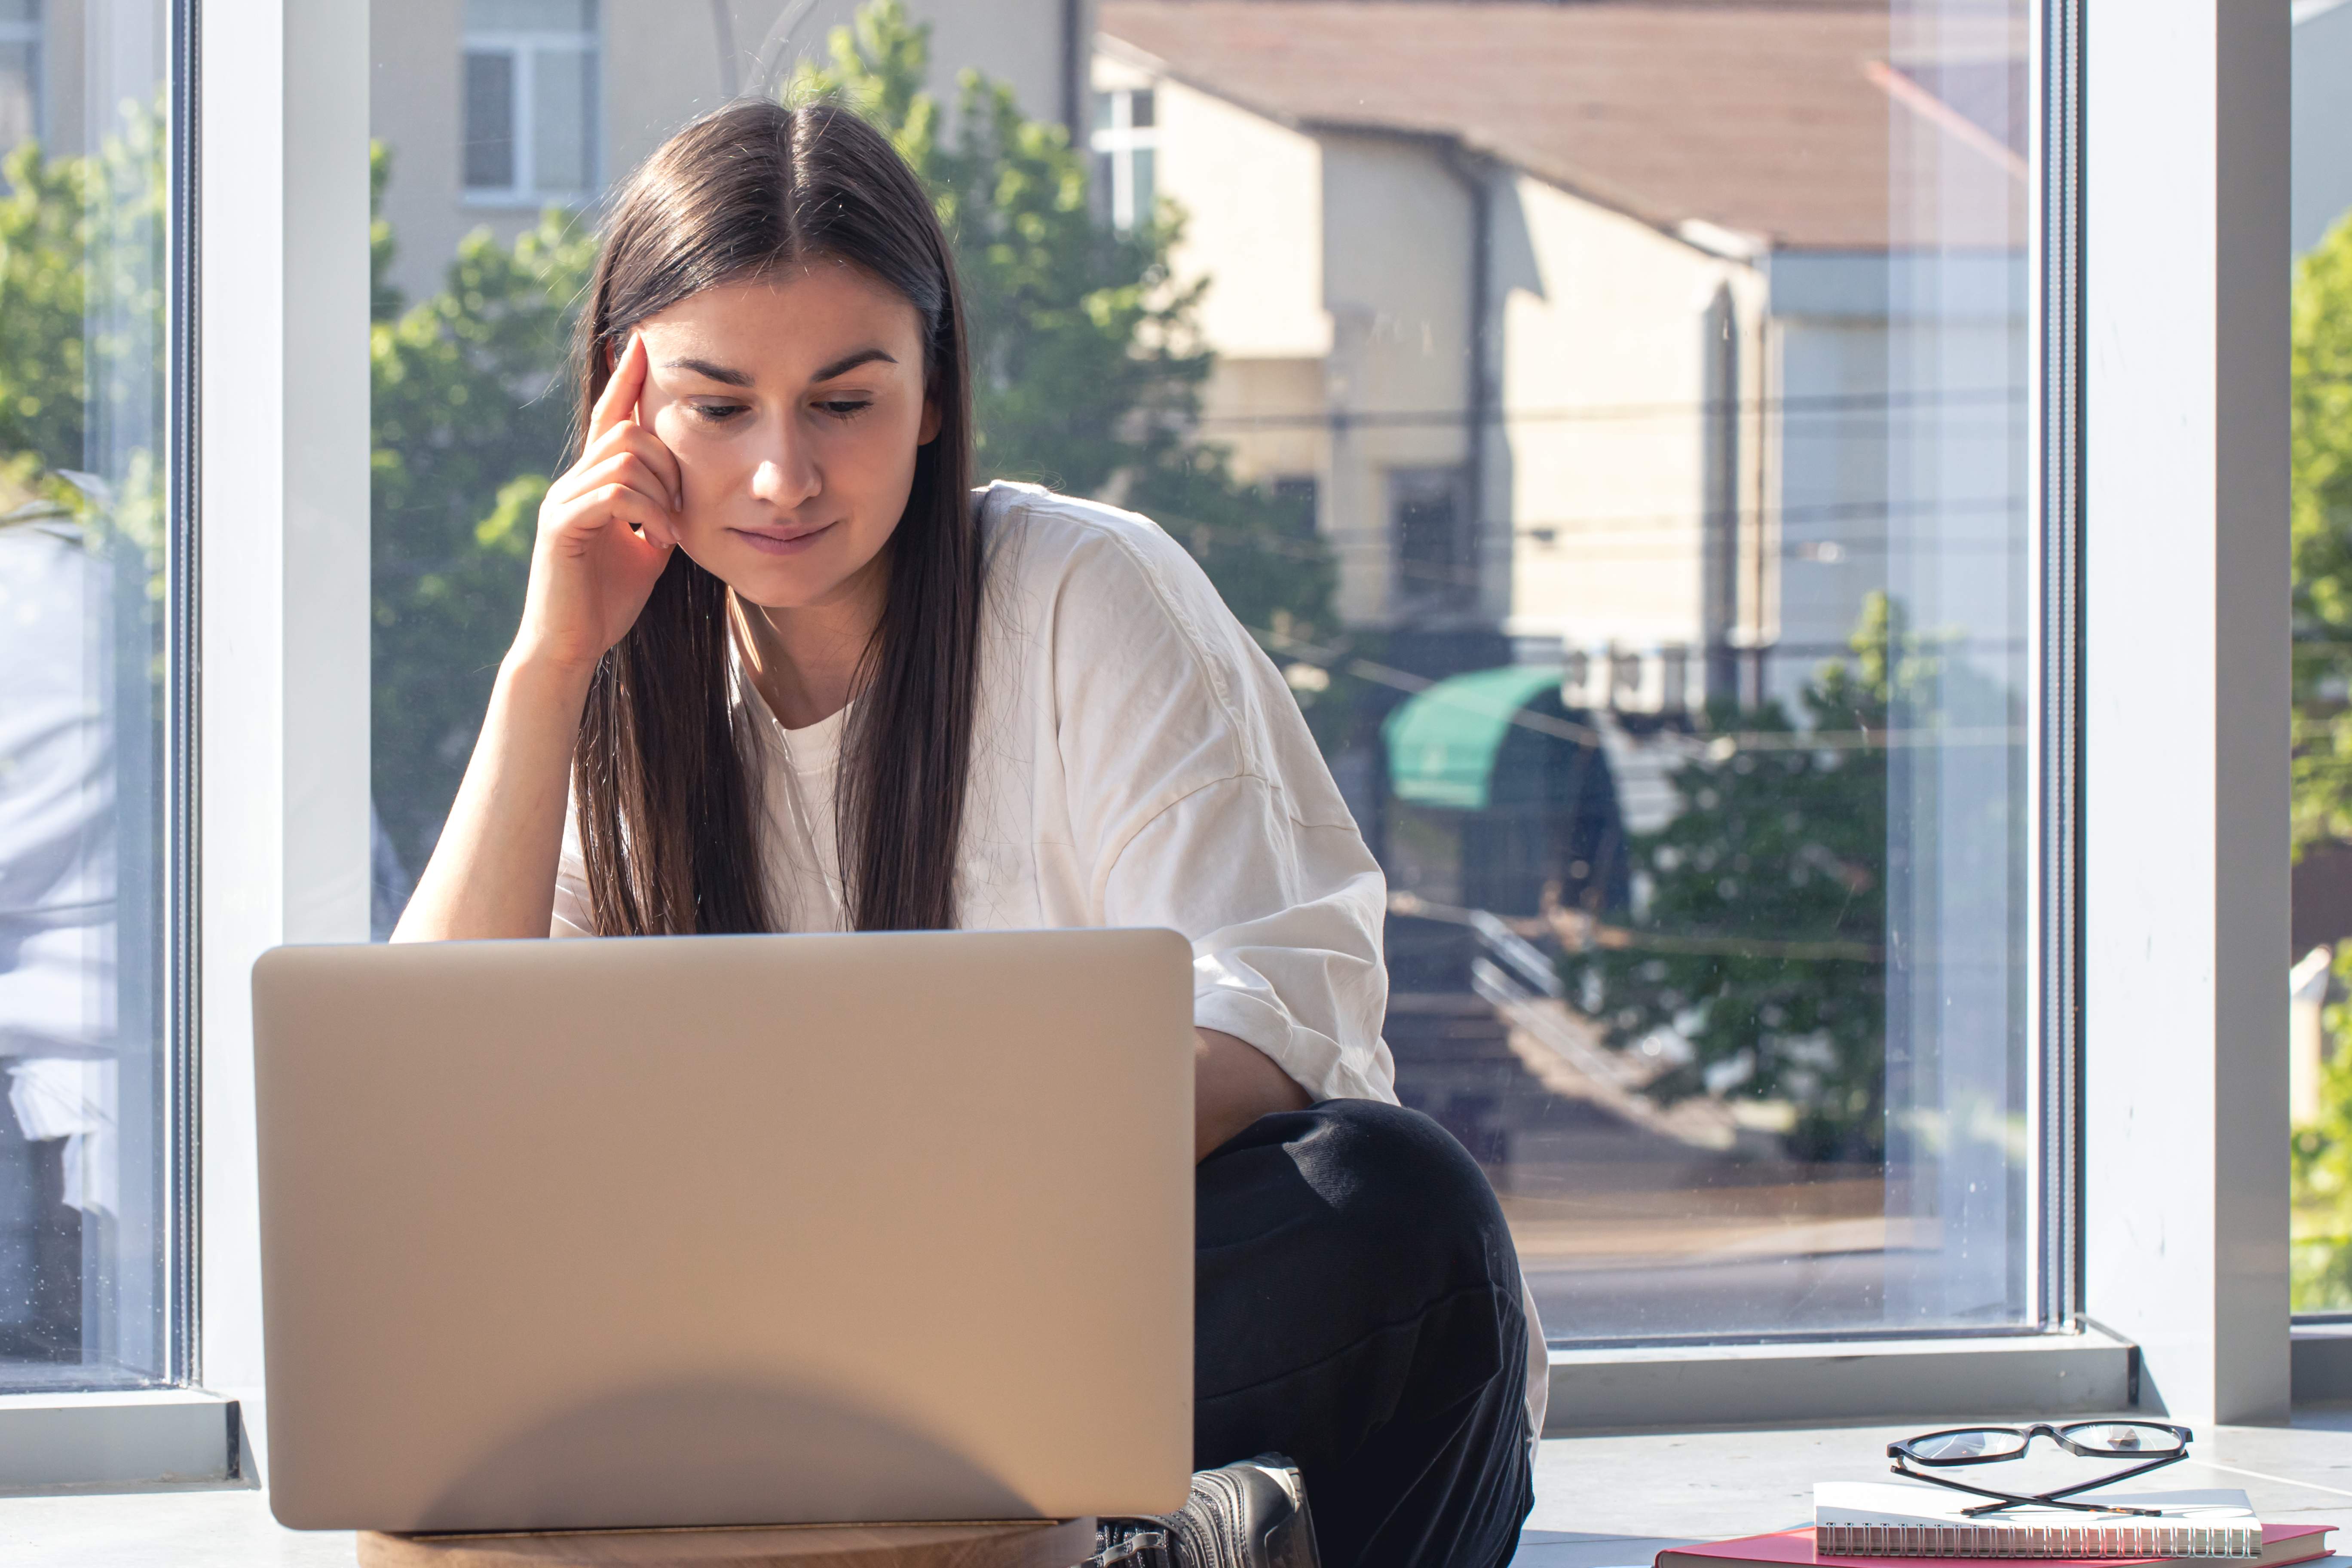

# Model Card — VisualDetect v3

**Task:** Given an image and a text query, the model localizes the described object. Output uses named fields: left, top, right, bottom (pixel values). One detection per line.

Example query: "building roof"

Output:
left=1097, top=0, right=2024, bottom=251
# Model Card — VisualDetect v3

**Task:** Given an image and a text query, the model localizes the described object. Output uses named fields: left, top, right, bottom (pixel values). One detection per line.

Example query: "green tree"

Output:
left=368, top=144, right=599, bottom=871
left=369, top=0, right=1338, bottom=872
left=0, top=102, right=169, bottom=556
left=2294, top=214, right=2352, bottom=852
left=1556, top=594, right=2002, bottom=1163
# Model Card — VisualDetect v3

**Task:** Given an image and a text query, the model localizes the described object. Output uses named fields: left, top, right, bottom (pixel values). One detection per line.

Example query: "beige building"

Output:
left=1097, top=0, right=2026, bottom=711
left=369, top=0, right=1093, bottom=309
left=2, top=2, right=1093, bottom=312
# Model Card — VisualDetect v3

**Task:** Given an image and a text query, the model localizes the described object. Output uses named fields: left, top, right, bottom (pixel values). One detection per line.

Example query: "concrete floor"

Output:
left=8, top=1412, right=2352, bottom=1567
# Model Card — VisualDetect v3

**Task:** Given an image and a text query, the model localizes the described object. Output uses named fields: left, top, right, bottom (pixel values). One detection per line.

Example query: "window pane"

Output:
left=369, top=0, right=2040, bottom=1343
left=1130, top=144, right=1154, bottom=228
left=463, top=49, right=515, bottom=190
left=530, top=44, right=593, bottom=193
left=0, top=0, right=175, bottom=1390
left=2290, top=3, right=2352, bottom=1314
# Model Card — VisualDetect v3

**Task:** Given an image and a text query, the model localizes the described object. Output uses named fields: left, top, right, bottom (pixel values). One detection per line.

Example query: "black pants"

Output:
left=1193, top=1099, right=1534, bottom=1568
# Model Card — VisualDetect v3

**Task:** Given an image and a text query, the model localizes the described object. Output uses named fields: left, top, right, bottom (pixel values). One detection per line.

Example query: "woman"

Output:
left=394, top=98, right=1538, bottom=1568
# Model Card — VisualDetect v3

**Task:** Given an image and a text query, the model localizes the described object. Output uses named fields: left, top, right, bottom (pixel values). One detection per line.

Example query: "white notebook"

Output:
left=1814, top=1482, right=2262, bottom=1559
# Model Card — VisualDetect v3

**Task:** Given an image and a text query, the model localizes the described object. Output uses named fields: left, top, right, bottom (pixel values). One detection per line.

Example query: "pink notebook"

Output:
left=1656, top=1524, right=2336, bottom=1568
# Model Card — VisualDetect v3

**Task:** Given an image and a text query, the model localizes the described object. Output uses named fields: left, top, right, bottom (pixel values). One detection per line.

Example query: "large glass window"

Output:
left=2288, top=0, right=2352, bottom=1315
left=371, top=0, right=2042, bottom=1343
left=0, top=0, right=182, bottom=1390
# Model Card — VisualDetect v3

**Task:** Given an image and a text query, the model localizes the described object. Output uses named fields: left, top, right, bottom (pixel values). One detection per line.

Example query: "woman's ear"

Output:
left=919, top=390, right=942, bottom=447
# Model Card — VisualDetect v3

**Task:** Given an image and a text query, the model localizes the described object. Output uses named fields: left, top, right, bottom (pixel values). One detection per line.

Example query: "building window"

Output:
left=1270, top=475, right=1319, bottom=541
left=0, top=0, right=38, bottom=161
left=1390, top=466, right=1470, bottom=609
left=462, top=0, right=599, bottom=204
left=1090, top=86, right=1155, bottom=232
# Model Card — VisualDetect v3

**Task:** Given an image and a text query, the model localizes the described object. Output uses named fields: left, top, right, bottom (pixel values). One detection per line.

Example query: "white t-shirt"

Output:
left=552, top=480, right=1549, bottom=1435
left=554, top=480, right=1398, bottom=1103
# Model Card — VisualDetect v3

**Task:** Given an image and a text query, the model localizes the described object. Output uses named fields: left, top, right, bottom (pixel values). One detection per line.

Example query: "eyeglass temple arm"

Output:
left=2032, top=1450, right=2188, bottom=1503
left=1890, top=1464, right=2167, bottom=1518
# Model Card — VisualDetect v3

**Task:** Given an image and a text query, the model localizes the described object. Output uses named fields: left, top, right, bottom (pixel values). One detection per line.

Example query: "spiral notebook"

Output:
left=1654, top=1522, right=2334, bottom=1568
left=1811, top=1485, right=2283, bottom=1561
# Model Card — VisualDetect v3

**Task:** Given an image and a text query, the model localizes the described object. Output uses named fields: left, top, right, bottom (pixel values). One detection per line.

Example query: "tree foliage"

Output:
left=2294, top=214, right=2352, bottom=852
left=370, top=0, right=1336, bottom=872
left=369, top=143, right=598, bottom=868
left=1556, top=594, right=2006, bottom=1164
left=0, top=103, right=169, bottom=556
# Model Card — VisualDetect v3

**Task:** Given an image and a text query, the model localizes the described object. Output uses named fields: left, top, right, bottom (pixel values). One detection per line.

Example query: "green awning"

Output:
left=1381, top=665, right=1567, bottom=811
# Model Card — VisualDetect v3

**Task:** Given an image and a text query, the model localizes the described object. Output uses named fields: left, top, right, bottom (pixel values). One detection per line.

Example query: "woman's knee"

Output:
left=1289, top=1098, right=1520, bottom=1284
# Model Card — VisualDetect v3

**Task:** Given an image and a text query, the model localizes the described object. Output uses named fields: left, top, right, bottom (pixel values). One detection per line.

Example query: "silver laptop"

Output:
left=252, top=928, right=1196, bottom=1533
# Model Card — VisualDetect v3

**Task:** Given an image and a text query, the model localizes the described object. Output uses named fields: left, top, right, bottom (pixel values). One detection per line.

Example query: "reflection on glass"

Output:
left=0, top=0, right=172, bottom=1390
left=369, top=0, right=2034, bottom=1340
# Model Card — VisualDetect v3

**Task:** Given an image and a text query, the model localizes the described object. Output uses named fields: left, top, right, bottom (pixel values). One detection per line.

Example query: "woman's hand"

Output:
left=510, top=332, right=685, bottom=679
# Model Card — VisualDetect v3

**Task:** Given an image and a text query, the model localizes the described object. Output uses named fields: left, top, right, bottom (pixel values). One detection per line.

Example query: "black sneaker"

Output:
left=1088, top=1453, right=1321, bottom=1568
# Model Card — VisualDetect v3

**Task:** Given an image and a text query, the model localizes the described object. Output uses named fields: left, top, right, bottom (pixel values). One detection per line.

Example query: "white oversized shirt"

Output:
left=552, top=482, right=1548, bottom=1434
left=554, top=480, right=1399, bottom=1105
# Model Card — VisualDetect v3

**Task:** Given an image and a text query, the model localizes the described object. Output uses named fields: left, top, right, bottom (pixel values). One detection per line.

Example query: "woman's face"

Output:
left=630, top=261, right=939, bottom=613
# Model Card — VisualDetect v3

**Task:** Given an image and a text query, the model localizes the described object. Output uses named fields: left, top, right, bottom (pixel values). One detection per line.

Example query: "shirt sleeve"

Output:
left=1101, top=774, right=1395, bottom=1103
left=1038, top=501, right=1397, bottom=1105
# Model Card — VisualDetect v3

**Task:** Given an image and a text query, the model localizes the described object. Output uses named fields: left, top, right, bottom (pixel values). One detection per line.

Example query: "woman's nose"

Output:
left=748, top=436, right=819, bottom=508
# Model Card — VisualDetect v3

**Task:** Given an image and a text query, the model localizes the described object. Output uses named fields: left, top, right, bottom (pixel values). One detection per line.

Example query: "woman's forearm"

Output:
left=390, top=655, right=595, bottom=942
left=1194, top=1027, right=1313, bottom=1161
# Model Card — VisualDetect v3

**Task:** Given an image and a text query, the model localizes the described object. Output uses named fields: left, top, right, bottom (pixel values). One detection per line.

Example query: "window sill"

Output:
left=1544, top=1326, right=2138, bottom=1434
left=0, top=1389, right=242, bottom=1490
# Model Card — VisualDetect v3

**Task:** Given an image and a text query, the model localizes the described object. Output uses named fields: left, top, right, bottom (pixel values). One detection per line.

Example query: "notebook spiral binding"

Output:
left=1815, top=1523, right=2264, bottom=1559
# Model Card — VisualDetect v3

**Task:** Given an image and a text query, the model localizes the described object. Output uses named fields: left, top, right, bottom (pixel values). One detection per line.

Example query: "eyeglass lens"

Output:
left=2058, top=1423, right=2186, bottom=1456
left=1909, top=1430, right=2030, bottom=1461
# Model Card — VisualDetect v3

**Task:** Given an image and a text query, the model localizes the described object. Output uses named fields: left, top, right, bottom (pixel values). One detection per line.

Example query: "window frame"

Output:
left=4, top=0, right=2312, bottom=1485
left=1089, top=84, right=1155, bottom=233
left=459, top=11, right=602, bottom=208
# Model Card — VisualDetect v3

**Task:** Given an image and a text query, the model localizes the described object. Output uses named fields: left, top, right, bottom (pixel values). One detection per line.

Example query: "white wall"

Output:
left=1498, top=173, right=1761, bottom=655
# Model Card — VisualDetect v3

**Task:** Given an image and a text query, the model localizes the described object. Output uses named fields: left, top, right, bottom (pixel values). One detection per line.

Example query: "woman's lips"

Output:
left=729, top=521, right=836, bottom=556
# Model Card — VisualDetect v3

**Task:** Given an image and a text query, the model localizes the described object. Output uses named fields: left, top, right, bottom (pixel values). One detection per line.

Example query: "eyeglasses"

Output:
left=1886, top=1422, right=2196, bottom=1517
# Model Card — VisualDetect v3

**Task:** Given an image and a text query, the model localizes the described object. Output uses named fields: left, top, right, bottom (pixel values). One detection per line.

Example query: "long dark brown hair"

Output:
left=570, top=99, right=979, bottom=935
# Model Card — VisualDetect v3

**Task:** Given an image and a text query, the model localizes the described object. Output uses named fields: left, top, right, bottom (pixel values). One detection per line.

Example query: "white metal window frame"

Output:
left=1090, top=86, right=1153, bottom=233
left=0, top=0, right=2305, bottom=1489
left=460, top=23, right=600, bottom=207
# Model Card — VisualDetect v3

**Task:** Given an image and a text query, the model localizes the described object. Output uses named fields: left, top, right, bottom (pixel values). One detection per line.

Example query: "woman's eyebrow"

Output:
left=663, top=356, right=754, bottom=388
left=811, top=347, right=897, bottom=382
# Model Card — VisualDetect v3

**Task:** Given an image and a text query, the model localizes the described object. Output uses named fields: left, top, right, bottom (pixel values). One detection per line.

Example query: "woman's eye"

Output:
left=690, top=402, right=748, bottom=422
left=816, top=398, right=873, bottom=420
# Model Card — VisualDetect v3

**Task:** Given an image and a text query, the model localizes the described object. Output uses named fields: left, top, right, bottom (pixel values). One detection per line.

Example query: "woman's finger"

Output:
left=576, top=421, right=683, bottom=511
left=586, top=331, right=646, bottom=446
left=568, top=449, right=675, bottom=513
left=545, top=479, right=674, bottom=548
left=570, top=421, right=684, bottom=510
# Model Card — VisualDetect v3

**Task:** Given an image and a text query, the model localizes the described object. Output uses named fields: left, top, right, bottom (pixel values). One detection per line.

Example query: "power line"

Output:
left=1189, top=384, right=2029, bottom=434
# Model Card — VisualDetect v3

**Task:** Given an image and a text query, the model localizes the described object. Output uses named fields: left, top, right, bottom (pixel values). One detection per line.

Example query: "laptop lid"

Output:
left=253, top=928, right=1195, bottom=1532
